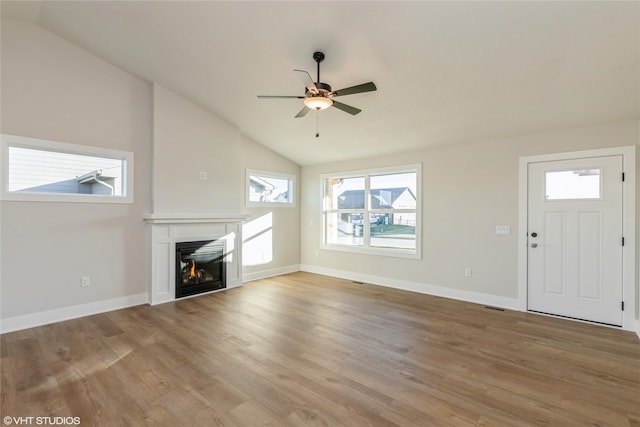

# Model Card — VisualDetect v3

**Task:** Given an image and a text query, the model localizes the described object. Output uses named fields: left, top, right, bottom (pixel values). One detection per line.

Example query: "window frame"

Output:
left=321, top=163, right=421, bottom=259
left=246, top=169, right=296, bottom=208
left=1, top=134, right=134, bottom=204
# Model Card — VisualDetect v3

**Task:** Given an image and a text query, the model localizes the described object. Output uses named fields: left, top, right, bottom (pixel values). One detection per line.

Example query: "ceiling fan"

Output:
left=257, top=51, right=377, bottom=118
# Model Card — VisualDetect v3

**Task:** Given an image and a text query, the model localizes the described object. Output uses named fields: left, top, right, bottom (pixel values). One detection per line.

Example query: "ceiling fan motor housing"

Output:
left=306, top=82, right=332, bottom=95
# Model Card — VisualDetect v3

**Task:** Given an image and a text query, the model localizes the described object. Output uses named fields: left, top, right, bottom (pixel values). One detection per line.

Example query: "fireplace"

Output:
left=175, top=239, right=226, bottom=298
left=144, top=214, right=247, bottom=305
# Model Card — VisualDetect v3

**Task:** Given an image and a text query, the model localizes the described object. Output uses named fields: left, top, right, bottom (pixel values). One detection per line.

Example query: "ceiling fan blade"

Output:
left=332, top=101, right=361, bottom=115
left=257, top=95, right=305, bottom=99
left=293, top=69, right=318, bottom=94
left=295, top=106, right=310, bottom=118
left=332, top=82, right=377, bottom=97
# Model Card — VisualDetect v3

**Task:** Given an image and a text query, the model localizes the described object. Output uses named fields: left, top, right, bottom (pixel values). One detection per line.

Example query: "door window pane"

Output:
left=545, top=169, right=601, bottom=200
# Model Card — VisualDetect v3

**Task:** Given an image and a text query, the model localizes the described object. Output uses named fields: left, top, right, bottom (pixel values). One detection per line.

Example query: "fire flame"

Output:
left=189, top=260, right=196, bottom=279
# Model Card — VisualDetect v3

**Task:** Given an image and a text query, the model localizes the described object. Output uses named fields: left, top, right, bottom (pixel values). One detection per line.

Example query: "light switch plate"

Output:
left=495, top=225, right=511, bottom=235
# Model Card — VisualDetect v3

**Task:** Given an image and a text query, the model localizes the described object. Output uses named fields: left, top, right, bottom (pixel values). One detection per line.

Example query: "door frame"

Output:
left=518, top=146, right=636, bottom=331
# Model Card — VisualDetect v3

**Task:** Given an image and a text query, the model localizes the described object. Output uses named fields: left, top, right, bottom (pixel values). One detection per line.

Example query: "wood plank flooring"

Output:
left=2, top=272, right=639, bottom=426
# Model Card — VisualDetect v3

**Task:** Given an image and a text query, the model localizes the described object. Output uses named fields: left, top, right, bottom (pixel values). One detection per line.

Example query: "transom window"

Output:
left=322, top=164, right=421, bottom=258
left=1, top=134, right=133, bottom=203
left=246, top=169, right=295, bottom=207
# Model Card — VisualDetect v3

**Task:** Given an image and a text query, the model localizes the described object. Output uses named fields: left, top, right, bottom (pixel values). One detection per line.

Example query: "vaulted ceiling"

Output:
left=2, top=1, right=638, bottom=165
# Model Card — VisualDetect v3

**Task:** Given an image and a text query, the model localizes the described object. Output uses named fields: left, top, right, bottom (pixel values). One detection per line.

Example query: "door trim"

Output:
left=518, top=146, right=636, bottom=331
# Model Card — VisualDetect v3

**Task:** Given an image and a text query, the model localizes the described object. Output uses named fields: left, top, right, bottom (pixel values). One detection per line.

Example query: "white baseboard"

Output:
left=14, top=266, right=630, bottom=336
left=0, top=293, right=149, bottom=334
left=300, top=264, right=520, bottom=311
left=243, top=264, right=301, bottom=283
left=0, top=263, right=298, bottom=334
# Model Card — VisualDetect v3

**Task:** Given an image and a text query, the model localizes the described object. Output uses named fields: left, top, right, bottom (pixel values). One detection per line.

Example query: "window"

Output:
left=322, top=164, right=421, bottom=258
left=246, top=169, right=295, bottom=207
left=1, top=134, right=133, bottom=203
left=545, top=169, right=601, bottom=200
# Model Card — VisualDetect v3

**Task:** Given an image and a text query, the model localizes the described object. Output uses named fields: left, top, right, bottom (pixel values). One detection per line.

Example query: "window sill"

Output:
left=321, top=243, right=421, bottom=260
left=0, top=191, right=133, bottom=204
left=246, top=202, right=296, bottom=208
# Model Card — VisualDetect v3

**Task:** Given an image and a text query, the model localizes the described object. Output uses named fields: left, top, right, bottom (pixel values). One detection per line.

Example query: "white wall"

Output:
left=240, top=134, right=301, bottom=280
left=637, top=131, right=640, bottom=337
left=0, top=20, right=152, bottom=322
left=1, top=18, right=635, bottom=335
left=152, top=83, right=244, bottom=214
left=301, top=120, right=639, bottom=312
left=0, top=21, right=302, bottom=331
left=151, top=84, right=301, bottom=281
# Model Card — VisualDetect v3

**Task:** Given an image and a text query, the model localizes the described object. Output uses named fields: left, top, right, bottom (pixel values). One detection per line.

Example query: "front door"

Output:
left=527, top=155, right=623, bottom=326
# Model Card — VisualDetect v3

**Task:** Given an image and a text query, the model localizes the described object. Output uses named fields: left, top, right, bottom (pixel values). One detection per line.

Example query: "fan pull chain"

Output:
left=315, top=110, right=320, bottom=138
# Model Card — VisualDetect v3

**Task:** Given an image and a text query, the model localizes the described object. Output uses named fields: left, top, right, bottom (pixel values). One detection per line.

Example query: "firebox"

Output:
left=175, top=240, right=226, bottom=298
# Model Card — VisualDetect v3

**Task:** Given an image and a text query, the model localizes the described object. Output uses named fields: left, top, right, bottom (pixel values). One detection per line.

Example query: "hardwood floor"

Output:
left=2, top=272, right=639, bottom=426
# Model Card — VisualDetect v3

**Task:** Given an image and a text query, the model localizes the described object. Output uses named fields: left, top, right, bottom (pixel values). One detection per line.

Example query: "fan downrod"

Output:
left=313, top=51, right=325, bottom=82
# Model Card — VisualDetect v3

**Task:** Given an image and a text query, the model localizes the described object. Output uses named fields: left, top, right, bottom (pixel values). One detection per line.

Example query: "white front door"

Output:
left=527, top=156, right=624, bottom=326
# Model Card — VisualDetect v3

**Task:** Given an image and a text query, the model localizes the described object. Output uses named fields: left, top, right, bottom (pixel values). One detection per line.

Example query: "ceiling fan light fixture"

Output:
left=304, top=96, right=333, bottom=110
left=257, top=52, right=376, bottom=119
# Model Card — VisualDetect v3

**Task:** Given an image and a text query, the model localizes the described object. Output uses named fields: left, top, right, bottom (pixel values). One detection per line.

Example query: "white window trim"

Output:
left=1, top=134, right=134, bottom=204
left=321, top=163, right=422, bottom=260
left=246, top=168, right=296, bottom=208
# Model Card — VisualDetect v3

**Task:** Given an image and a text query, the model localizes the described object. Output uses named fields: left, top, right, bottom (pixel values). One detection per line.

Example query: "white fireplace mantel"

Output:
left=144, top=213, right=249, bottom=305
left=143, top=213, right=249, bottom=224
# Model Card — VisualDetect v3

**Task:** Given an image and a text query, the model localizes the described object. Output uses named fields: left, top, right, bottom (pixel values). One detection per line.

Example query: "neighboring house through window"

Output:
left=322, top=164, right=421, bottom=258
left=246, top=169, right=295, bottom=207
left=1, top=134, right=134, bottom=203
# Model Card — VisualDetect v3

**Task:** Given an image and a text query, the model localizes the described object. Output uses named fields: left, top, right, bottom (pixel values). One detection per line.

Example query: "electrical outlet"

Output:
left=464, top=268, right=472, bottom=278
left=199, top=171, right=208, bottom=180
left=81, top=276, right=90, bottom=288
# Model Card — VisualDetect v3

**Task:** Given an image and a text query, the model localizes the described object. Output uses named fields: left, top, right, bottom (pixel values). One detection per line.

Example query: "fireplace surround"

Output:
left=143, top=214, right=248, bottom=304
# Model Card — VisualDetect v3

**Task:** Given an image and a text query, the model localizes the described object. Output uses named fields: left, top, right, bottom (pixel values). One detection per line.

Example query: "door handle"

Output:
left=531, top=243, right=538, bottom=248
